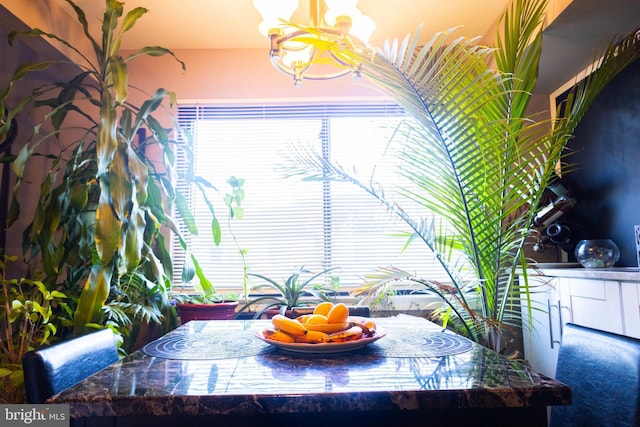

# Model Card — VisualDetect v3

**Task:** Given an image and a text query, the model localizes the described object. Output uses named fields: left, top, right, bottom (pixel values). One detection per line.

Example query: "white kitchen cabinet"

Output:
left=520, top=275, right=568, bottom=378
left=561, top=277, right=623, bottom=335
left=621, top=281, right=640, bottom=339
left=521, top=268, right=639, bottom=379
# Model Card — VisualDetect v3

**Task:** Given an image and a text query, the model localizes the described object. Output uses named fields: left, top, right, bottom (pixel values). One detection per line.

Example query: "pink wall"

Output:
left=124, top=48, right=387, bottom=106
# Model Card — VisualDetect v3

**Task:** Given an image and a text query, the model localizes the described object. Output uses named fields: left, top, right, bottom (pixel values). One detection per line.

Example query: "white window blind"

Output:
left=171, top=103, right=449, bottom=293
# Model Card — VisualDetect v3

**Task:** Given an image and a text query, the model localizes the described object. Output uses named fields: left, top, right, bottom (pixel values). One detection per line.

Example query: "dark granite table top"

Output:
left=49, top=315, right=570, bottom=422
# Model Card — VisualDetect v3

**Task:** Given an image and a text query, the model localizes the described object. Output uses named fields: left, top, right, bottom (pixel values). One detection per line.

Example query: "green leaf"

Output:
left=190, top=254, right=215, bottom=296
left=123, top=209, right=145, bottom=271
left=181, top=254, right=196, bottom=284
left=120, top=7, right=148, bottom=33
left=95, top=192, right=121, bottom=264
left=174, top=190, right=198, bottom=235
left=109, top=55, right=128, bottom=104
left=211, top=216, right=222, bottom=246
left=126, top=47, right=186, bottom=73
left=74, top=265, right=112, bottom=332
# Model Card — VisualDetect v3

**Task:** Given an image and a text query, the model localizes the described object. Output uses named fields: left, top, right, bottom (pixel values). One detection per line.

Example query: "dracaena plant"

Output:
left=283, top=0, right=640, bottom=352
left=2, top=0, right=222, bottom=341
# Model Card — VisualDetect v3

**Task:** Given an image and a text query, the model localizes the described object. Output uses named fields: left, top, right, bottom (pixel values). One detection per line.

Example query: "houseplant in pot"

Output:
left=237, top=266, right=339, bottom=318
left=283, top=0, right=640, bottom=353
left=173, top=177, right=247, bottom=322
left=2, top=0, right=224, bottom=348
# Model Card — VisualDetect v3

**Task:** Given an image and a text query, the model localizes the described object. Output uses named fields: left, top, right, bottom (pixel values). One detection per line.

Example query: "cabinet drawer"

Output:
left=564, top=278, right=623, bottom=334
left=566, top=278, right=609, bottom=299
left=621, top=282, right=640, bottom=339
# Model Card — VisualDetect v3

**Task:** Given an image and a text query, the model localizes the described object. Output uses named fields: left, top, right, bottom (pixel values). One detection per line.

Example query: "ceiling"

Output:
left=54, top=0, right=512, bottom=50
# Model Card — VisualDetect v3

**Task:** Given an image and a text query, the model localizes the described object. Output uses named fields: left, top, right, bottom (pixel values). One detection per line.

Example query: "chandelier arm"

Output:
left=259, top=0, right=373, bottom=87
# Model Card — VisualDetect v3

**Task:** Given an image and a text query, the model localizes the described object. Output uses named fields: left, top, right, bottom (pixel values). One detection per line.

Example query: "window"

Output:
left=172, top=103, right=447, bottom=294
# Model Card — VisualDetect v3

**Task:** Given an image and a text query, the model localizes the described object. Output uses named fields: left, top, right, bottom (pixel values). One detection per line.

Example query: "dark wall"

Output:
left=562, top=58, right=640, bottom=267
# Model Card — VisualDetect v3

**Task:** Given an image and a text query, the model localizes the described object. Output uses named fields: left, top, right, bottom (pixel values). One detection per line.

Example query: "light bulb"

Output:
left=351, top=14, right=376, bottom=44
left=324, top=0, right=359, bottom=26
left=254, top=0, right=299, bottom=37
left=281, top=45, right=313, bottom=68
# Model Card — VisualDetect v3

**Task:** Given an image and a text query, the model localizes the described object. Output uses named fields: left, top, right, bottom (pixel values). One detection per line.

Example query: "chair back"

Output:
left=22, top=328, right=118, bottom=403
left=550, top=323, right=640, bottom=427
left=289, top=305, right=371, bottom=318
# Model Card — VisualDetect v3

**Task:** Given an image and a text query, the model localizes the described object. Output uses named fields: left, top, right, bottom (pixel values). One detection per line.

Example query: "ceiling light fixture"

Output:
left=253, top=0, right=376, bottom=87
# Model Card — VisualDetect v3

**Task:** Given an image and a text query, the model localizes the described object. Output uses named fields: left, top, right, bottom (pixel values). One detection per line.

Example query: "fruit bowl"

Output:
left=256, top=329, right=386, bottom=354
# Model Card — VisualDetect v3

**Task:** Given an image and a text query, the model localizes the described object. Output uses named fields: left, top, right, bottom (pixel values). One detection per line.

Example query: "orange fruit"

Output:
left=306, top=314, right=329, bottom=325
left=313, top=301, right=334, bottom=316
left=327, top=302, right=349, bottom=324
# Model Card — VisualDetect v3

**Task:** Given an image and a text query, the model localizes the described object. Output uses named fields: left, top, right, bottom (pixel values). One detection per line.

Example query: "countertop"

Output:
left=528, top=264, right=640, bottom=281
left=49, top=315, right=570, bottom=426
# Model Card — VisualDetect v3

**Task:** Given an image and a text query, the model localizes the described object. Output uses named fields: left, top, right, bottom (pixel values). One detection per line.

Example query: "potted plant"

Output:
left=172, top=293, right=239, bottom=322
left=1, top=0, right=223, bottom=347
left=284, top=0, right=640, bottom=353
left=173, top=176, right=247, bottom=322
left=237, top=266, right=338, bottom=318
left=0, top=255, right=73, bottom=403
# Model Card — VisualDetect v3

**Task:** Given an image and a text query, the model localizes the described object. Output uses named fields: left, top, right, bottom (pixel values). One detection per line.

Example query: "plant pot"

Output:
left=176, top=301, right=239, bottom=323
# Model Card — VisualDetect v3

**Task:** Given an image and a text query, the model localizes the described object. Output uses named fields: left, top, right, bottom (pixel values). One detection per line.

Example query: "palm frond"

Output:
left=282, top=0, right=640, bottom=351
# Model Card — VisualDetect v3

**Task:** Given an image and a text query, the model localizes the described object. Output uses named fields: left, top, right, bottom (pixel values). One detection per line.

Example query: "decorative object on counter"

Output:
left=532, top=177, right=577, bottom=229
left=532, top=222, right=574, bottom=253
left=574, top=239, right=620, bottom=268
left=546, top=223, right=573, bottom=251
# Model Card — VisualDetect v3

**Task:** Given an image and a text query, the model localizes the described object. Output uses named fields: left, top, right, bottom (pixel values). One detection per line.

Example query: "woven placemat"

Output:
left=142, top=329, right=274, bottom=360
left=143, top=326, right=474, bottom=360
left=365, top=328, right=474, bottom=358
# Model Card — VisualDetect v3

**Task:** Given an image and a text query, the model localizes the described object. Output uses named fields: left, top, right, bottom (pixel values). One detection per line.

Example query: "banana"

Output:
left=262, top=328, right=296, bottom=343
left=326, top=325, right=363, bottom=342
left=350, top=320, right=377, bottom=337
left=304, top=322, right=350, bottom=334
left=295, top=330, right=329, bottom=343
left=271, top=314, right=307, bottom=337
left=296, top=314, right=314, bottom=323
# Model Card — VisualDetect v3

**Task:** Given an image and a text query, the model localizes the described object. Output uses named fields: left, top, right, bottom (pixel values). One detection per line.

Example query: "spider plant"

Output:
left=237, top=266, right=338, bottom=318
left=283, top=0, right=640, bottom=352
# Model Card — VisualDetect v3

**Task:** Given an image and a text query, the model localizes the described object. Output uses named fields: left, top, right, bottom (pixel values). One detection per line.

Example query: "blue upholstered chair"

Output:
left=22, top=328, right=119, bottom=403
left=550, top=323, right=640, bottom=427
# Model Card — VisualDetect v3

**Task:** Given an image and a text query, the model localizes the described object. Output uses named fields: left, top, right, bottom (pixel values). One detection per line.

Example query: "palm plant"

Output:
left=283, top=0, right=640, bottom=352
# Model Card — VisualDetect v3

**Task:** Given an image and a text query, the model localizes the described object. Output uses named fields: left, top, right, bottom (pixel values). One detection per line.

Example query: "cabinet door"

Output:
left=563, top=278, right=623, bottom=335
left=520, top=275, right=563, bottom=378
left=621, top=282, right=640, bottom=339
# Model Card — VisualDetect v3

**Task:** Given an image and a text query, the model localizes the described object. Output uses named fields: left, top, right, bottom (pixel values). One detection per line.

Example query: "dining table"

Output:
left=49, top=314, right=571, bottom=427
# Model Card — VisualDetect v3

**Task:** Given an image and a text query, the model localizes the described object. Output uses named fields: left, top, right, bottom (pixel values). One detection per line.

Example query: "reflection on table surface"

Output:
left=49, top=314, right=571, bottom=425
